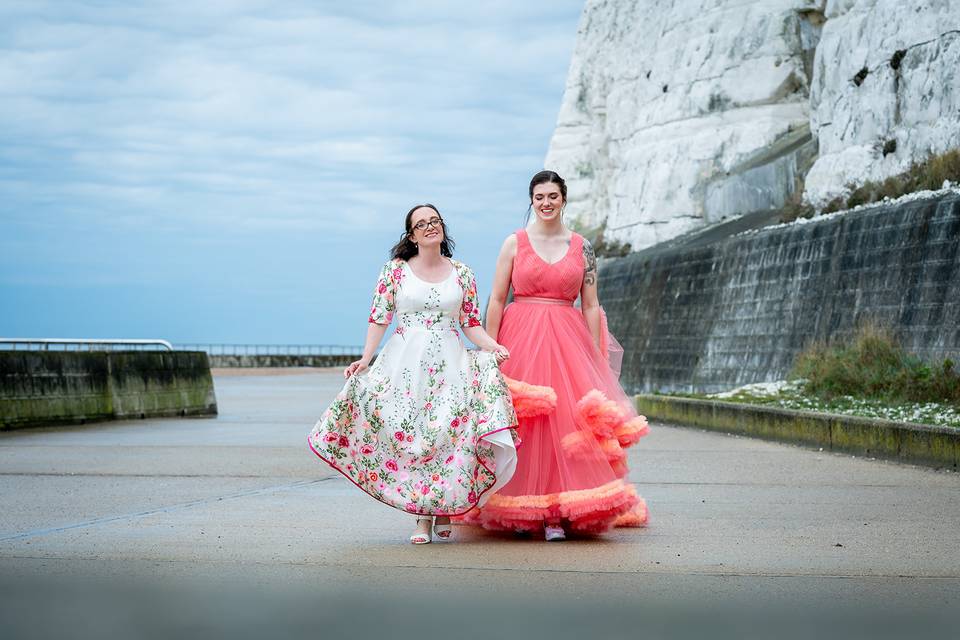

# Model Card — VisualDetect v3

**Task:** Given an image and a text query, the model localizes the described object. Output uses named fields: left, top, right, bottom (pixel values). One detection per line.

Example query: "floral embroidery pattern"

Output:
left=368, top=259, right=405, bottom=325
left=310, top=258, right=518, bottom=515
left=454, top=261, right=483, bottom=328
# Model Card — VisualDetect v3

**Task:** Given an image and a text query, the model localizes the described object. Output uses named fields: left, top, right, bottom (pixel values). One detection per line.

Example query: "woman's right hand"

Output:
left=344, top=359, right=370, bottom=379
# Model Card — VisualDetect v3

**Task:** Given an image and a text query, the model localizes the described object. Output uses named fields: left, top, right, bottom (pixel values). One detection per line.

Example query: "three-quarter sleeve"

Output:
left=457, top=264, right=483, bottom=328
left=368, top=261, right=401, bottom=325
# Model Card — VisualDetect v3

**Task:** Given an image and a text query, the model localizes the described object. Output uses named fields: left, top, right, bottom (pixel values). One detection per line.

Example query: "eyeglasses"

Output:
left=412, top=217, right=443, bottom=232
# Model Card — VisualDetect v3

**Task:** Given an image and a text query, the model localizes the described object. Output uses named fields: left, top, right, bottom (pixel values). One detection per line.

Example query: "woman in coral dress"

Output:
left=308, top=204, right=519, bottom=544
left=464, top=171, right=649, bottom=540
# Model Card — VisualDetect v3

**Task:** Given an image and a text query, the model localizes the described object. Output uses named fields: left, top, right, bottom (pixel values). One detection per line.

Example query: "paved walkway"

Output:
left=2, top=370, right=958, bottom=639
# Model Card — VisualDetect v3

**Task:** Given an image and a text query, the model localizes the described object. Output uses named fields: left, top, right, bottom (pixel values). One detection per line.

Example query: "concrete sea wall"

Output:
left=208, top=354, right=357, bottom=368
left=0, top=351, right=218, bottom=430
left=600, top=191, right=960, bottom=394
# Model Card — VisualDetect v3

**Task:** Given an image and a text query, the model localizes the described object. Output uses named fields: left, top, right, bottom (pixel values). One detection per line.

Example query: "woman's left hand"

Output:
left=488, top=344, right=510, bottom=363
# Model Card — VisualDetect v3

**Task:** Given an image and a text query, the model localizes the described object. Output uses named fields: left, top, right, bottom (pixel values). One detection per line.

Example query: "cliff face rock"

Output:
left=804, top=0, right=960, bottom=206
left=546, top=0, right=824, bottom=250
left=548, top=0, right=960, bottom=250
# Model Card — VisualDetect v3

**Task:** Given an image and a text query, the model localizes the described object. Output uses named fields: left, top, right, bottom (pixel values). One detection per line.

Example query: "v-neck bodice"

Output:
left=511, top=229, right=584, bottom=301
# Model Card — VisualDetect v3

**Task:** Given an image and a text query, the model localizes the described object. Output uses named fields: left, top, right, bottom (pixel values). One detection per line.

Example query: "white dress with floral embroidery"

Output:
left=308, top=258, right=519, bottom=516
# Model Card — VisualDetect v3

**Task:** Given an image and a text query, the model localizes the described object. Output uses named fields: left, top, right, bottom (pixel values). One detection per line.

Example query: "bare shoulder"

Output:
left=500, top=233, right=518, bottom=257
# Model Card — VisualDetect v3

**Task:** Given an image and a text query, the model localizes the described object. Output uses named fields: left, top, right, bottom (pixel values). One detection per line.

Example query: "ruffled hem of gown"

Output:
left=458, top=479, right=648, bottom=534
left=461, top=382, right=651, bottom=532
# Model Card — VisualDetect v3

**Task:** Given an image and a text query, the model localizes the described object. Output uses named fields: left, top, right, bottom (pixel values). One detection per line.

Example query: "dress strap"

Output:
left=515, top=228, right=529, bottom=249
left=569, top=232, right=584, bottom=256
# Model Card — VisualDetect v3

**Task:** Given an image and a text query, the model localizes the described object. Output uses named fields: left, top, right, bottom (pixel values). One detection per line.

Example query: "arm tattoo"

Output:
left=582, top=239, right=597, bottom=286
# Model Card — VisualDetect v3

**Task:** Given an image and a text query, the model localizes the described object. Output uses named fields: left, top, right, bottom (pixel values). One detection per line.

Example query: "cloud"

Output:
left=0, top=0, right=583, bottom=322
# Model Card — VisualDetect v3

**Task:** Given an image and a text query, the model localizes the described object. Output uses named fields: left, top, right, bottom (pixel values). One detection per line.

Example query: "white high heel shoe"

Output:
left=433, top=517, right=452, bottom=541
left=410, top=517, right=433, bottom=545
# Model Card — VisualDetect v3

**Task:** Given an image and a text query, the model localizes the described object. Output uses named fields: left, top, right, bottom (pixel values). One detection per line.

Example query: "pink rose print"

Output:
left=425, top=402, right=432, bottom=410
left=431, top=474, right=440, bottom=482
left=338, top=435, right=349, bottom=447
left=394, top=431, right=405, bottom=441
left=405, top=502, right=418, bottom=512
left=385, top=459, right=399, bottom=472
left=450, top=418, right=459, bottom=428
left=368, top=471, right=378, bottom=482
left=420, top=485, right=430, bottom=496
left=445, top=455, right=454, bottom=464
left=468, top=491, right=477, bottom=503
left=406, top=435, right=414, bottom=443
left=462, top=300, right=474, bottom=314
left=323, top=433, right=338, bottom=443
left=392, top=267, right=403, bottom=282
left=378, top=282, right=387, bottom=294
left=360, top=444, right=374, bottom=456
left=460, top=416, right=468, bottom=425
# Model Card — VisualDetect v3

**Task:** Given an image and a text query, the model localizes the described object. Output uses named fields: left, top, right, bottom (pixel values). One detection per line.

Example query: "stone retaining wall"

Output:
left=600, top=192, right=960, bottom=393
left=0, top=351, right=217, bottom=430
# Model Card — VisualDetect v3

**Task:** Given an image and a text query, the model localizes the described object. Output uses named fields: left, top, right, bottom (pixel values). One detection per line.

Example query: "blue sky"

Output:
left=0, top=1, right=584, bottom=347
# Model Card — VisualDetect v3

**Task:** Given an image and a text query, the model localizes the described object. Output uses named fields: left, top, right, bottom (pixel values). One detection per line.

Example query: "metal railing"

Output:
left=175, top=344, right=362, bottom=356
left=0, top=338, right=174, bottom=351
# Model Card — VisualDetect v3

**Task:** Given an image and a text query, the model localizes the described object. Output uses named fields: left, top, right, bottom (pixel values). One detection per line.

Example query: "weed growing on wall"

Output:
left=791, top=324, right=960, bottom=405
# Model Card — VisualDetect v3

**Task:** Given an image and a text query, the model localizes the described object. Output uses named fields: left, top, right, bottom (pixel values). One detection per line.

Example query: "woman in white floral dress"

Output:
left=308, top=204, right=519, bottom=544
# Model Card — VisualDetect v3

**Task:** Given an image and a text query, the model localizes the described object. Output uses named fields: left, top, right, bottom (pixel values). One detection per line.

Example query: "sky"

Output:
left=0, top=1, right=585, bottom=348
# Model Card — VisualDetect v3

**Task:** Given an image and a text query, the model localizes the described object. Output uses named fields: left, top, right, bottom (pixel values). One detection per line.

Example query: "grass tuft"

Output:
left=784, top=148, right=960, bottom=219
left=791, top=323, right=960, bottom=405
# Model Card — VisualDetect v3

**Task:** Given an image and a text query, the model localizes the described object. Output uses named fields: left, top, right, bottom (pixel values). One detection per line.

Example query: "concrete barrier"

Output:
left=0, top=351, right=217, bottom=430
left=208, top=354, right=357, bottom=368
left=634, top=393, right=959, bottom=469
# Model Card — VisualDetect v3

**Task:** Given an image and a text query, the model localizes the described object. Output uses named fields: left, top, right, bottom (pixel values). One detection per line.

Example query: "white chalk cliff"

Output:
left=546, top=0, right=960, bottom=249
left=805, top=0, right=960, bottom=206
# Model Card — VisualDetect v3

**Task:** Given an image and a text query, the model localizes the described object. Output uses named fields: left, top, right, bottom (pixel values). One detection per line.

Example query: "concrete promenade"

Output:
left=2, top=370, right=959, bottom=639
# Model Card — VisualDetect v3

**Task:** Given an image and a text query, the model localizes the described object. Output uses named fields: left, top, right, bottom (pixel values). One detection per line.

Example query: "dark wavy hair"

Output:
left=525, top=170, right=568, bottom=225
left=390, top=203, right=456, bottom=261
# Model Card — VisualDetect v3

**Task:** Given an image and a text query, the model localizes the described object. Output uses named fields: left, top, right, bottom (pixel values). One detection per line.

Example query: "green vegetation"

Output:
left=792, top=324, right=960, bottom=405
left=780, top=148, right=960, bottom=223
left=662, top=324, right=960, bottom=428
left=698, top=383, right=960, bottom=429
left=569, top=219, right=632, bottom=258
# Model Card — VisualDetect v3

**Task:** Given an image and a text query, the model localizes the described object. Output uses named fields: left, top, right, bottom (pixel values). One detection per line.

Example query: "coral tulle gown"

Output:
left=463, top=229, right=650, bottom=534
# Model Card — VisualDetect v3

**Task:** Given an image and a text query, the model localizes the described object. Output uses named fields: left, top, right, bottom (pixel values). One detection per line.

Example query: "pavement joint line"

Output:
left=0, top=478, right=335, bottom=543
left=4, top=473, right=949, bottom=490
left=0, top=472, right=332, bottom=479
left=2, top=555, right=959, bottom=581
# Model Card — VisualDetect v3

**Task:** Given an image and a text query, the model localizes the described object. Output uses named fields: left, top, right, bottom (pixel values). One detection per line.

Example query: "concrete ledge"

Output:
left=208, top=355, right=358, bottom=368
left=1, top=351, right=218, bottom=430
left=634, top=393, right=959, bottom=469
